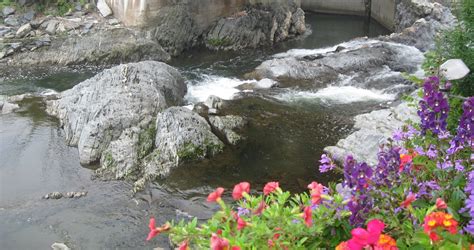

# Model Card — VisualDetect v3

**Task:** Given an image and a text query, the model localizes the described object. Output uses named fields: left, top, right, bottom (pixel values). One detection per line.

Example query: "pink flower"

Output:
left=178, top=240, right=189, bottom=250
left=254, top=200, right=267, bottom=215
left=146, top=218, right=170, bottom=241
left=401, top=193, right=416, bottom=208
left=232, top=182, right=250, bottom=200
left=302, top=206, right=312, bottom=227
left=210, top=233, right=229, bottom=250
left=347, top=219, right=385, bottom=249
left=263, top=182, right=279, bottom=195
left=237, top=217, right=248, bottom=231
left=307, top=181, right=324, bottom=205
left=436, top=198, right=447, bottom=209
left=207, top=187, right=225, bottom=202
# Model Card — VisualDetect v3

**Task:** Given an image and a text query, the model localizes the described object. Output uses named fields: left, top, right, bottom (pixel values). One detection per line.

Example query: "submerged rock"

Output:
left=47, top=61, right=186, bottom=165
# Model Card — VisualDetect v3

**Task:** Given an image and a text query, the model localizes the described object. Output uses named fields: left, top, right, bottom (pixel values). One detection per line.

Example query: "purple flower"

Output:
left=374, top=146, right=401, bottom=187
left=461, top=170, right=474, bottom=235
left=318, top=154, right=336, bottom=173
left=417, top=76, right=450, bottom=135
left=437, top=160, right=453, bottom=170
left=392, top=129, right=404, bottom=141
left=448, top=97, right=474, bottom=155
left=414, top=146, right=425, bottom=156
left=426, top=145, right=438, bottom=159
left=418, top=181, right=440, bottom=198
left=237, top=206, right=250, bottom=217
left=454, top=160, right=465, bottom=172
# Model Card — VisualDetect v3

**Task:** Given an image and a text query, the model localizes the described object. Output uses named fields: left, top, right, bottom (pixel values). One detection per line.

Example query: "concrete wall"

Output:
left=106, top=0, right=247, bottom=27
left=300, top=0, right=367, bottom=16
left=371, top=0, right=396, bottom=30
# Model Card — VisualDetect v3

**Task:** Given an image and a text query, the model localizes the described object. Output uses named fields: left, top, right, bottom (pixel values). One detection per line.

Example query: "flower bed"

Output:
left=146, top=75, right=473, bottom=249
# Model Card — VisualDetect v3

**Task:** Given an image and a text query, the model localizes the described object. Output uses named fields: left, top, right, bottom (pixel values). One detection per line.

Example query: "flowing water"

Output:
left=0, top=13, right=390, bottom=249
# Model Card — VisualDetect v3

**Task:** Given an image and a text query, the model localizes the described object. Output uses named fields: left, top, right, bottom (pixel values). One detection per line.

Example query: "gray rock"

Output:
left=16, top=23, right=32, bottom=38
left=23, top=10, right=35, bottom=21
left=44, top=20, right=59, bottom=35
left=46, top=61, right=186, bottom=165
left=4, top=16, right=19, bottom=27
left=204, top=95, right=226, bottom=110
left=208, top=115, right=246, bottom=145
left=141, top=107, right=224, bottom=178
left=30, top=18, right=44, bottom=29
left=205, top=3, right=305, bottom=51
left=108, top=18, right=120, bottom=25
left=0, top=26, right=12, bottom=37
left=2, top=6, right=15, bottom=17
left=1, top=28, right=171, bottom=69
left=325, top=92, right=420, bottom=165
left=1, top=101, right=19, bottom=114
left=51, top=242, right=70, bottom=250
left=97, top=0, right=112, bottom=17
left=43, top=192, right=63, bottom=199
left=251, top=40, right=423, bottom=91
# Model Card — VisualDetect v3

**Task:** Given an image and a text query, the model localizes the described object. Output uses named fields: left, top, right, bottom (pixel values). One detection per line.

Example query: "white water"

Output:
left=273, top=39, right=379, bottom=58
left=185, top=75, right=276, bottom=103
left=276, top=86, right=396, bottom=104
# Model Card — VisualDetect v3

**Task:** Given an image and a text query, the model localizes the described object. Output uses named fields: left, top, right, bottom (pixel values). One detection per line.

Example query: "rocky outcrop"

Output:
left=205, top=4, right=305, bottom=50
left=325, top=94, right=420, bottom=165
left=46, top=61, right=186, bottom=165
left=137, top=107, right=224, bottom=182
left=249, top=40, right=424, bottom=93
left=1, top=28, right=170, bottom=69
left=383, top=0, right=455, bottom=51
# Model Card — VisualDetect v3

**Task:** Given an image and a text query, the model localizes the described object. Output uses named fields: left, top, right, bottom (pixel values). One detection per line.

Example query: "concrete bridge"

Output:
left=106, top=0, right=397, bottom=31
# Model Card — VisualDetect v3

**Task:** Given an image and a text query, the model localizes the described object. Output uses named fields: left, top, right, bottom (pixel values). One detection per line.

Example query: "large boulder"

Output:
left=205, top=3, right=305, bottom=51
left=46, top=61, right=186, bottom=165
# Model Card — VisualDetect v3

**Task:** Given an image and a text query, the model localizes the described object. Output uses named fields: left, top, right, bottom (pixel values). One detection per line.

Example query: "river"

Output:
left=0, top=13, right=389, bottom=249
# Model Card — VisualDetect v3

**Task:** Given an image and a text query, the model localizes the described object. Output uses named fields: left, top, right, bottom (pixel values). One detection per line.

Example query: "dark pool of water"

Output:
left=0, top=13, right=390, bottom=249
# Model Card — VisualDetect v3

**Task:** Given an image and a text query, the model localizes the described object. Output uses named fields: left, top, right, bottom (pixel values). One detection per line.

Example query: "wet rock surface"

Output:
left=46, top=61, right=186, bottom=165
left=325, top=93, right=421, bottom=165
left=250, top=40, right=423, bottom=94
left=206, top=3, right=305, bottom=51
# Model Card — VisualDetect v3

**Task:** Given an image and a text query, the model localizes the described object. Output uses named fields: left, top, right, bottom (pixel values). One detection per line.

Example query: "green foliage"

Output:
left=168, top=188, right=351, bottom=249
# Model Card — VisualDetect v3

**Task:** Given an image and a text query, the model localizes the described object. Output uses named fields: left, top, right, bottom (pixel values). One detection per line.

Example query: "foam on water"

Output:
left=276, top=86, right=396, bottom=104
left=185, top=75, right=276, bottom=103
left=273, top=39, right=379, bottom=58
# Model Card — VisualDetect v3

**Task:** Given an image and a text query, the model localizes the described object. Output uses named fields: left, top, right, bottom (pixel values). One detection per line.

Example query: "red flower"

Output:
left=263, top=182, right=279, bottom=195
left=210, top=233, right=229, bottom=250
left=423, top=212, right=458, bottom=241
left=400, top=193, right=416, bottom=208
left=436, top=198, right=448, bottom=210
left=348, top=219, right=385, bottom=249
left=399, top=153, right=415, bottom=171
left=178, top=240, right=189, bottom=250
left=254, top=200, right=267, bottom=215
left=146, top=218, right=170, bottom=241
left=307, top=181, right=325, bottom=205
left=231, top=247, right=241, bottom=250
left=302, top=206, right=312, bottom=227
left=207, top=187, right=225, bottom=202
left=232, top=182, right=250, bottom=200
left=336, top=241, right=349, bottom=250
left=237, top=217, right=248, bottom=231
